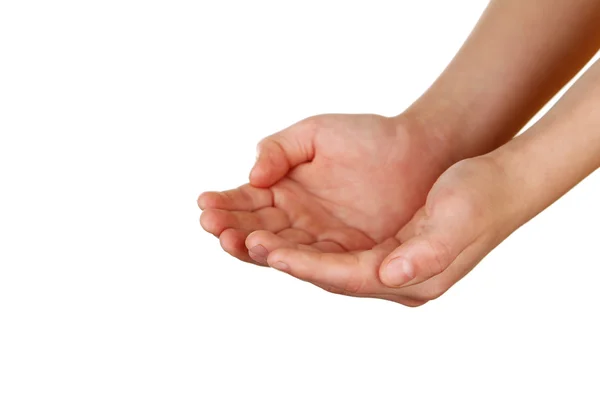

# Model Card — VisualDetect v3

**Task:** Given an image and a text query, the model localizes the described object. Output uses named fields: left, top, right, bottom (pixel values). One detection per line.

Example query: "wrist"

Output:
left=397, top=85, right=522, bottom=165
left=392, top=98, right=472, bottom=168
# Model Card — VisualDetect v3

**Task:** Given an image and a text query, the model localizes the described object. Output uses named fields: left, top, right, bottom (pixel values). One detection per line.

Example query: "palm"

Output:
left=199, top=114, right=448, bottom=263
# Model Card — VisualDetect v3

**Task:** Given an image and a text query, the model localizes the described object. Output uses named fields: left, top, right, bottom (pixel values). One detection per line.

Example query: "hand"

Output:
left=256, top=155, right=521, bottom=306
left=198, top=114, right=452, bottom=297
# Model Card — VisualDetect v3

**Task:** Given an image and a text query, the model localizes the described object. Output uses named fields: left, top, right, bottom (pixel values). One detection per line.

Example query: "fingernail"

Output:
left=382, top=258, right=415, bottom=287
left=271, top=261, right=289, bottom=272
left=248, top=245, right=269, bottom=264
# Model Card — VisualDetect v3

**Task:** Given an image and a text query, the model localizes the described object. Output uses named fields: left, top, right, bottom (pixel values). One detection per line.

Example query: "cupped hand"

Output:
left=199, top=113, right=458, bottom=305
left=241, top=155, right=520, bottom=306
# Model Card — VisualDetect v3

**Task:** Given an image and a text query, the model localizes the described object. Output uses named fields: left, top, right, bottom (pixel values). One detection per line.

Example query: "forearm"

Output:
left=494, top=58, right=600, bottom=224
left=401, top=0, right=600, bottom=163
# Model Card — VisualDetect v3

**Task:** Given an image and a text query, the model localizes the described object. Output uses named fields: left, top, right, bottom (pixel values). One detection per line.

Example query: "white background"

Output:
left=1, top=1, right=599, bottom=399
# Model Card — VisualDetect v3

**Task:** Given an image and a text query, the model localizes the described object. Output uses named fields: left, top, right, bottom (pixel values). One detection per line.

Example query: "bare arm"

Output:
left=402, top=0, right=600, bottom=162
left=497, top=57, right=600, bottom=223
left=375, top=57, right=600, bottom=296
left=261, top=58, right=600, bottom=305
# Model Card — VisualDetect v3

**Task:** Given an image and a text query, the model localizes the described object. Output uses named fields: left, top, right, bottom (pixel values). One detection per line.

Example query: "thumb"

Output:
left=378, top=199, right=478, bottom=288
left=378, top=234, right=456, bottom=288
left=249, top=119, right=317, bottom=187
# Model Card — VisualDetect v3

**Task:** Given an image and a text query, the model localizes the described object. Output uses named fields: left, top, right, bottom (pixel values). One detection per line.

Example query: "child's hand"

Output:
left=258, top=155, right=518, bottom=306
left=198, top=113, right=452, bottom=274
left=199, top=52, right=600, bottom=306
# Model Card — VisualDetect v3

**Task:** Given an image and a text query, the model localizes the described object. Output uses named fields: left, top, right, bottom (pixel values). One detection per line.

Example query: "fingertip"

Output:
left=199, top=210, right=213, bottom=233
left=247, top=244, right=269, bottom=265
left=249, top=140, right=289, bottom=187
left=379, top=235, right=455, bottom=288
left=197, top=192, right=209, bottom=210
left=244, top=231, right=270, bottom=264
left=197, top=191, right=223, bottom=210
left=219, top=228, right=244, bottom=253
left=199, top=209, right=225, bottom=237
left=379, top=257, right=415, bottom=288
left=219, top=228, right=261, bottom=266
left=249, top=162, right=278, bottom=188
left=244, top=229, right=265, bottom=250
left=248, top=164, right=267, bottom=187
left=245, top=229, right=286, bottom=247
left=249, top=141, right=268, bottom=186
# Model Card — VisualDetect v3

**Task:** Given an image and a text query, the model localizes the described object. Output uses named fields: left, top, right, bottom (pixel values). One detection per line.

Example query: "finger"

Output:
left=198, top=184, right=273, bottom=211
left=200, top=208, right=290, bottom=237
left=249, top=118, right=317, bottom=187
left=246, top=230, right=301, bottom=265
left=267, top=249, right=381, bottom=295
left=391, top=229, right=492, bottom=302
left=379, top=235, right=455, bottom=288
left=219, top=228, right=261, bottom=265
left=379, top=205, right=475, bottom=288
left=245, top=230, right=321, bottom=265
left=246, top=229, right=352, bottom=265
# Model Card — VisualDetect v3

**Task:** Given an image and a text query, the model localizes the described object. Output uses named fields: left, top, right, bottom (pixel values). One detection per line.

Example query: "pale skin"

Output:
left=199, top=0, right=600, bottom=306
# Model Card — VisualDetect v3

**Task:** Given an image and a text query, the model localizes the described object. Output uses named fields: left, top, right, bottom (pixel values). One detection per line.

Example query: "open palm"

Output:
left=199, top=114, right=452, bottom=300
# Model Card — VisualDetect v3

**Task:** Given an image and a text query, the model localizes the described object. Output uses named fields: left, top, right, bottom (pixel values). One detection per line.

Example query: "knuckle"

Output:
left=425, top=236, right=453, bottom=276
left=298, top=115, right=322, bottom=133
left=428, top=186, right=481, bottom=222
left=427, top=156, right=507, bottom=221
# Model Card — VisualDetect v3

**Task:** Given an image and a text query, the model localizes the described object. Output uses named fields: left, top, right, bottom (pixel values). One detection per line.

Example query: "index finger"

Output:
left=198, top=184, right=273, bottom=211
